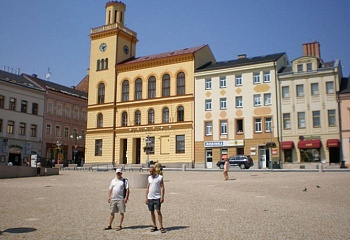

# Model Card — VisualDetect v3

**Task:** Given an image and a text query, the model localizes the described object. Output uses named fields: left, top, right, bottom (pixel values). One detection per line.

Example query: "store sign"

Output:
left=204, top=140, right=244, bottom=147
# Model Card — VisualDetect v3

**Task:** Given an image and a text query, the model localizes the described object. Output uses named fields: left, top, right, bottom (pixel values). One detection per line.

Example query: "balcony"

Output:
left=90, top=23, right=137, bottom=37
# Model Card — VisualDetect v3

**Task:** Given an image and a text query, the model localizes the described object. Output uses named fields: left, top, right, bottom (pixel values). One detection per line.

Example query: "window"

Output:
left=297, top=64, right=303, bottom=72
left=307, top=63, right=312, bottom=71
left=46, top=124, right=51, bottom=135
left=253, top=72, right=260, bottom=84
left=311, top=83, right=319, bottom=95
left=0, top=119, right=2, bottom=133
left=135, top=110, right=141, bottom=125
left=148, top=109, right=154, bottom=124
left=264, top=93, right=271, bottom=105
left=19, top=122, right=26, bottom=135
left=30, top=124, right=37, bottom=137
left=97, top=113, right=103, bottom=128
left=205, top=78, right=212, bottom=89
left=122, top=80, right=129, bottom=101
left=98, top=83, right=105, bottom=103
left=47, top=102, right=53, bottom=114
left=7, top=120, right=14, bottom=134
left=177, top=72, right=185, bottom=95
left=162, top=107, right=169, bottom=123
left=254, top=94, right=261, bottom=106
left=296, top=85, right=304, bottom=97
left=220, top=120, right=227, bottom=135
left=135, top=78, right=142, bottom=100
left=0, top=95, right=4, bottom=108
left=220, top=76, right=226, bottom=88
left=55, top=125, right=61, bottom=137
left=236, top=119, right=244, bottom=133
left=56, top=104, right=62, bottom=116
left=283, top=113, right=291, bottom=129
left=97, top=59, right=101, bottom=71
left=326, top=82, right=334, bottom=94
left=21, top=100, right=27, bottom=113
left=147, top=136, right=155, bottom=154
left=282, top=86, right=290, bottom=98
left=313, top=111, right=321, bottom=128
left=73, top=108, right=79, bottom=119
left=205, top=121, right=212, bottom=136
left=236, top=96, right=243, bottom=108
left=205, top=99, right=212, bottom=111
left=177, top=106, right=184, bottom=122
left=9, top=97, right=16, bottom=111
left=65, top=106, right=71, bottom=118
left=298, top=112, right=306, bottom=128
left=162, top=74, right=170, bottom=97
left=32, top=103, right=38, bottom=115
left=235, top=75, right=242, bottom=86
left=263, top=71, right=271, bottom=82
left=64, top=127, right=69, bottom=138
left=122, top=112, right=128, bottom=126
left=176, top=135, right=185, bottom=153
left=82, top=110, right=87, bottom=121
left=254, top=118, right=262, bottom=132
left=328, top=110, right=336, bottom=126
left=220, top=98, right=227, bottom=109
left=95, top=139, right=102, bottom=156
left=265, top=117, right=272, bottom=132
left=148, top=76, right=156, bottom=98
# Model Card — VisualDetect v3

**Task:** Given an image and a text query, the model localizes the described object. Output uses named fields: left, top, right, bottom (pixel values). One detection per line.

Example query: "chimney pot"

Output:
left=238, top=54, right=247, bottom=59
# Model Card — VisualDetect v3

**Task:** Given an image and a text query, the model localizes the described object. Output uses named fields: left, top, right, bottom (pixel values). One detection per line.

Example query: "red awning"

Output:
left=298, top=140, right=322, bottom=149
left=327, top=139, right=340, bottom=148
left=281, top=141, right=294, bottom=149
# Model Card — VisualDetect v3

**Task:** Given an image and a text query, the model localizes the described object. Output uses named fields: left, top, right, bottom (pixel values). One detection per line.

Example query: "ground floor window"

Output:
left=300, top=148, right=320, bottom=162
left=284, top=149, right=293, bottom=162
left=95, top=139, right=102, bottom=156
left=237, top=147, right=244, bottom=155
left=176, top=135, right=185, bottom=153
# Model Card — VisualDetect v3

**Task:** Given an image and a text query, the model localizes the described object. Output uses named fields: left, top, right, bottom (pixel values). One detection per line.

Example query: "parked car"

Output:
left=216, top=155, right=254, bottom=169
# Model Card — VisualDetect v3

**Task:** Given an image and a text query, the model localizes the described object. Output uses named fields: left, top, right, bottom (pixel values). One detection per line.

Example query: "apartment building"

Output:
left=338, top=77, right=350, bottom=167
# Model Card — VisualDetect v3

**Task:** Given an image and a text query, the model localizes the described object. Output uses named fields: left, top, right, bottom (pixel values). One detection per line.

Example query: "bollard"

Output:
left=182, top=164, right=186, bottom=171
left=318, top=164, right=324, bottom=172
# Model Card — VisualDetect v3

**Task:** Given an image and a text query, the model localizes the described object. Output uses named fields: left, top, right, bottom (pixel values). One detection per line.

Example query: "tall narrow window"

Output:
left=97, top=113, right=103, bottom=128
left=235, top=75, right=242, bottom=86
left=282, top=86, right=289, bottom=98
left=98, top=83, right=105, bottom=103
left=122, top=112, right=128, bottom=126
left=122, top=80, right=129, bottom=101
left=64, top=127, right=69, bottom=137
left=236, top=96, right=243, bottom=108
left=254, top=118, right=262, bottom=132
left=55, top=125, right=61, bottom=137
left=205, top=122, right=212, bottom=136
left=9, top=97, right=16, bottom=111
left=177, top=106, right=184, bottom=122
left=135, top=78, right=142, bottom=100
left=283, top=113, right=291, bottom=129
left=326, top=82, right=334, bottom=94
left=0, top=95, right=4, bottom=108
left=236, top=119, right=244, bottom=133
left=177, top=72, right=185, bottom=95
left=162, top=107, right=169, bottom=123
left=7, top=120, right=14, bottom=134
left=105, top=58, right=108, bottom=69
left=307, top=63, right=312, bottom=71
left=101, top=59, right=105, bottom=70
left=311, top=83, right=319, bottom=96
left=148, top=76, right=156, bottom=98
left=297, top=64, right=303, bottom=72
left=220, top=76, right=226, bottom=88
left=265, top=117, right=272, bottom=132
left=97, top=60, right=101, bottom=71
left=328, top=110, right=336, bottom=126
left=296, top=85, right=304, bottom=97
left=254, top=94, right=261, bottom=106
left=0, top=119, right=2, bottom=133
left=205, top=99, right=212, bottom=111
left=148, top=109, right=154, bottom=124
left=19, top=122, right=26, bottom=135
left=46, top=124, right=51, bottom=135
left=220, top=120, right=227, bottom=135
left=95, top=139, right=103, bottom=156
left=312, top=111, right=321, bottom=128
left=65, top=106, right=71, bottom=118
left=162, top=74, right=170, bottom=97
left=253, top=72, right=260, bottom=84
left=176, top=135, right=185, bottom=153
left=220, top=98, right=227, bottom=109
left=30, top=124, right=37, bottom=137
left=135, top=110, right=141, bottom=125
left=264, top=93, right=271, bottom=105
left=298, top=112, right=306, bottom=128
left=205, top=78, right=212, bottom=89
left=263, top=71, right=271, bottom=82
left=32, top=103, right=38, bottom=115
left=21, top=100, right=27, bottom=113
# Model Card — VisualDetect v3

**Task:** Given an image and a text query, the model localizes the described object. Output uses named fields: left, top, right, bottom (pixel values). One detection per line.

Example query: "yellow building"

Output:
left=86, top=1, right=215, bottom=167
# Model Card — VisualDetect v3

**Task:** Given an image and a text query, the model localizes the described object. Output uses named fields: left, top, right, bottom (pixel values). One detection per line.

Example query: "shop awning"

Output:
left=298, top=140, right=322, bottom=149
left=326, top=139, right=340, bottom=148
left=281, top=141, right=294, bottom=149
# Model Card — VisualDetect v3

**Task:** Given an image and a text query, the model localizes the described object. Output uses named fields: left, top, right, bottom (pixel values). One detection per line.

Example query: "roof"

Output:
left=23, top=74, right=88, bottom=99
left=0, top=70, right=45, bottom=92
left=279, top=60, right=339, bottom=74
left=339, top=77, right=350, bottom=94
left=196, top=52, right=286, bottom=72
left=118, top=45, right=208, bottom=65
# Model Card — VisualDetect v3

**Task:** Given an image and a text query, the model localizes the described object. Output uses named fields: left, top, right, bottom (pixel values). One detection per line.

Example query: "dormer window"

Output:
left=297, top=64, right=303, bottom=72
left=307, top=63, right=312, bottom=71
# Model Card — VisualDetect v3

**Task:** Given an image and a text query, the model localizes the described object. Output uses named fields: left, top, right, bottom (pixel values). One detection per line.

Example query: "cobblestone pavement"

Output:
left=0, top=170, right=350, bottom=240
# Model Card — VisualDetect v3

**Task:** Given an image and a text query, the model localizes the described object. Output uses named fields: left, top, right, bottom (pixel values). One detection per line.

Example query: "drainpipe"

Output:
left=112, top=32, right=120, bottom=167
left=274, top=60, right=282, bottom=168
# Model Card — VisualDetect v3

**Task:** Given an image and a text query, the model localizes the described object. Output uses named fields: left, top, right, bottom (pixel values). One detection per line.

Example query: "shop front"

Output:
left=281, top=141, right=294, bottom=163
left=298, top=139, right=322, bottom=162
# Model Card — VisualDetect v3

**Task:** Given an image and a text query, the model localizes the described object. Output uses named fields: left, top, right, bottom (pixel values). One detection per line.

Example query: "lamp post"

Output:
left=70, top=133, right=83, bottom=164
left=145, top=134, right=151, bottom=168
left=55, top=140, right=62, bottom=164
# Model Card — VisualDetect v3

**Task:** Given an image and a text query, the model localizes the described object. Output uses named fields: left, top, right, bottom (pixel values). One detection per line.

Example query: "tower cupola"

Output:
left=105, top=1, right=126, bottom=26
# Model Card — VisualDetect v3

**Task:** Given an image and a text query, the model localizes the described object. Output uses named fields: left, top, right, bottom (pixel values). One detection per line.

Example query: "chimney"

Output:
left=32, top=74, right=37, bottom=78
left=303, top=41, right=321, bottom=59
left=237, top=54, right=247, bottom=59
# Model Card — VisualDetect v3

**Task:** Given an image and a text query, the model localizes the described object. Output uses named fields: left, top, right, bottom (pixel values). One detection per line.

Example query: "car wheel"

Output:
left=219, top=164, right=224, bottom=169
left=239, top=163, right=246, bottom=169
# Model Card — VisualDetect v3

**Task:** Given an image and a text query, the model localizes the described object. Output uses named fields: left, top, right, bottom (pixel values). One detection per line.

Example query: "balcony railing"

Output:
left=90, top=23, right=137, bottom=37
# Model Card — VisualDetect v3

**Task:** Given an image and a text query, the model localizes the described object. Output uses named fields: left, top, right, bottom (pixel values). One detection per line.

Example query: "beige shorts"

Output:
left=110, top=200, right=126, bottom=214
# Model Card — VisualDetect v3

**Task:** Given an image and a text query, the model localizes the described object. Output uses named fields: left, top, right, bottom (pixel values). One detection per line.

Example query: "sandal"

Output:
left=104, top=226, right=112, bottom=230
left=116, top=226, right=122, bottom=231
left=150, top=226, right=158, bottom=232
left=160, top=228, right=166, bottom=233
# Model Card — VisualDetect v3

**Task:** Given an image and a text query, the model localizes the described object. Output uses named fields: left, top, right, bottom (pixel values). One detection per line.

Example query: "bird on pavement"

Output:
left=317, top=185, right=321, bottom=188
left=303, top=188, right=307, bottom=192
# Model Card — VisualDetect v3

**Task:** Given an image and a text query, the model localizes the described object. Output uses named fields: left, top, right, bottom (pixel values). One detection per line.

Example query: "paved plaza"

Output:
left=1, top=169, right=350, bottom=240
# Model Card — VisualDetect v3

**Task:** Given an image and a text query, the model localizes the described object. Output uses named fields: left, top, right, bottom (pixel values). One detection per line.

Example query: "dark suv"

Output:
left=216, top=155, right=254, bottom=169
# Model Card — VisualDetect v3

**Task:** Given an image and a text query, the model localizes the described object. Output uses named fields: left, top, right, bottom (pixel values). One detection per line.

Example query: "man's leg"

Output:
left=156, top=210, right=163, bottom=228
left=108, top=213, right=114, bottom=227
left=150, top=210, right=157, bottom=227
left=118, top=213, right=124, bottom=227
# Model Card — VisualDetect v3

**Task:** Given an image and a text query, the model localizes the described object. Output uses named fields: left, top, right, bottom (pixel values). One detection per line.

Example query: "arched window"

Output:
left=105, top=58, right=108, bottom=69
left=121, top=111, right=128, bottom=126
left=148, top=108, right=154, bottom=124
left=135, top=110, right=141, bottom=125
left=162, top=74, right=170, bottom=97
left=135, top=78, right=142, bottom=100
left=162, top=107, right=169, bottom=123
left=148, top=76, right=156, bottom=99
left=122, top=80, right=129, bottom=102
left=177, top=72, right=185, bottom=95
left=177, top=106, right=184, bottom=122
left=97, top=60, right=101, bottom=71
left=98, top=83, right=105, bottom=104
left=97, top=113, right=103, bottom=128
left=101, top=59, right=105, bottom=70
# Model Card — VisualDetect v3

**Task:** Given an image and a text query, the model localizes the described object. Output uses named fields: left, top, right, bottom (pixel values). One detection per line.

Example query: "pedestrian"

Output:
left=145, top=166, right=166, bottom=233
left=104, top=168, right=129, bottom=231
left=36, top=161, right=41, bottom=176
left=223, top=158, right=229, bottom=180
left=154, top=161, right=163, bottom=175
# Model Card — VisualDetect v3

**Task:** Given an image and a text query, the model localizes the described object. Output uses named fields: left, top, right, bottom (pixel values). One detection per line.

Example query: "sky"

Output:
left=1, top=0, right=350, bottom=87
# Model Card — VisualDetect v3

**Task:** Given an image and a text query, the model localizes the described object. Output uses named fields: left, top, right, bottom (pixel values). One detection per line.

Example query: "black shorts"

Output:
left=148, top=198, right=161, bottom=211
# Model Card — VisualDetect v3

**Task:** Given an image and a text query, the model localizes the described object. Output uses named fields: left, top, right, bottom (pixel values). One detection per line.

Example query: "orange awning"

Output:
left=281, top=141, right=294, bottom=149
left=298, top=140, right=322, bottom=149
left=326, top=139, right=340, bottom=148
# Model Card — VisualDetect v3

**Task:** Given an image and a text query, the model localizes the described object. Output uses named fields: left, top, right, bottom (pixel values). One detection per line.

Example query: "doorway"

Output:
left=329, top=147, right=340, bottom=163
left=205, top=149, right=213, bottom=168
left=134, top=138, right=141, bottom=164
left=9, top=153, right=21, bottom=166
left=258, top=146, right=266, bottom=169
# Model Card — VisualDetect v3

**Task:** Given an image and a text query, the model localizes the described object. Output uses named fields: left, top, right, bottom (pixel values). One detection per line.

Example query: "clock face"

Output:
left=99, top=43, right=107, bottom=52
left=123, top=45, right=129, bottom=54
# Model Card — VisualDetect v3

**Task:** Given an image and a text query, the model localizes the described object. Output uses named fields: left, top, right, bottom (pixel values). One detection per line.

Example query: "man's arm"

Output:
left=124, top=188, right=130, bottom=203
left=160, top=179, right=165, bottom=203
left=107, top=189, right=112, bottom=203
left=145, top=182, right=150, bottom=204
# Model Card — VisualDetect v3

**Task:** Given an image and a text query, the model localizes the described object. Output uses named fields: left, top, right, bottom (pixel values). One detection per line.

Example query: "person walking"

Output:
left=145, top=166, right=166, bottom=233
left=105, top=168, right=129, bottom=231
left=223, top=158, right=229, bottom=180
left=36, top=161, right=41, bottom=176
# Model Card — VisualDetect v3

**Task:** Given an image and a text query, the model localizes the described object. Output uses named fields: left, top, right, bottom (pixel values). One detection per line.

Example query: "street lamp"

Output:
left=55, top=140, right=62, bottom=164
left=70, top=133, right=83, bottom=164
left=143, top=135, right=153, bottom=168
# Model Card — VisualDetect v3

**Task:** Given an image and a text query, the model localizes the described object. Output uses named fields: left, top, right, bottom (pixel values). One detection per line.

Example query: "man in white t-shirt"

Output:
left=145, top=166, right=166, bottom=233
left=105, top=168, right=129, bottom=231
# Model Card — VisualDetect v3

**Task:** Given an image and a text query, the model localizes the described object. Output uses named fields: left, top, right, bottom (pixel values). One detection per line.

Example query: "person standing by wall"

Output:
left=223, top=158, right=229, bottom=180
left=145, top=166, right=166, bottom=233
left=36, top=161, right=41, bottom=176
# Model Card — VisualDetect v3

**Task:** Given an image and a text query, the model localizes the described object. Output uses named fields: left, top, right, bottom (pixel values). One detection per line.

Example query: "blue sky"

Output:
left=1, top=0, right=349, bottom=87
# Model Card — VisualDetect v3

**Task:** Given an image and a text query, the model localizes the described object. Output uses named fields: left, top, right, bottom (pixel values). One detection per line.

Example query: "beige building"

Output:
left=86, top=1, right=215, bottom=167
left=338, top=77, right=350, bottom=167
left=278, top=42, right=342, bottom=166
left=194, top=53, right=288, bottom=168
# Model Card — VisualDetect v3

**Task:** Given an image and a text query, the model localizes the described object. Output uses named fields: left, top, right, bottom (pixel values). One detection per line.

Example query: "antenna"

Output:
left=45, top=67, right=51, bottom=80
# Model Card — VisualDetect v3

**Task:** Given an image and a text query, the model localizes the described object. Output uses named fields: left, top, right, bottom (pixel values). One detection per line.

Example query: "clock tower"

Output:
left=86, top=1, right=138, bottom=164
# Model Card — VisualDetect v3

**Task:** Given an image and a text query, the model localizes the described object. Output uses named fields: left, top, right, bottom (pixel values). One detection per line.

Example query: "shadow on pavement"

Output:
left=2, top=227, right=37, bottom=234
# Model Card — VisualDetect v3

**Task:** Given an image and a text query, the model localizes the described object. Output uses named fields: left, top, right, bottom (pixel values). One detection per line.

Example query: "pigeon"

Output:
left=317, top=185, right=321, bottom=188
left=303, top=188, right=307, bottom=192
